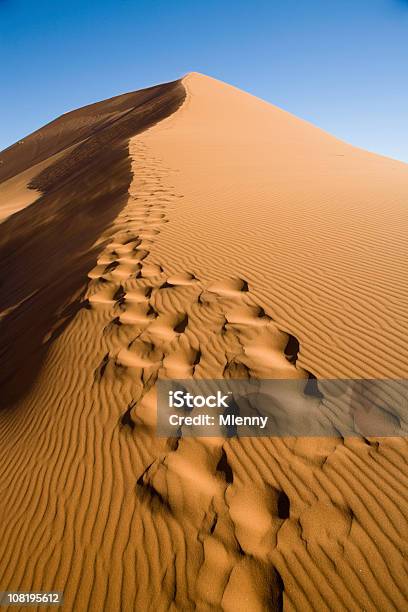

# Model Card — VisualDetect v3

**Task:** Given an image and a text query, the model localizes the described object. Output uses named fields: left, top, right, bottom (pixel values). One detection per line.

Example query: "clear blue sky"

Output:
left=1, top=0, right=407, bottom=161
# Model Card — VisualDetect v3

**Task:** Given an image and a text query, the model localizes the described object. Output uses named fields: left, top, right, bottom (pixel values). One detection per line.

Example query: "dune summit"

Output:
left=0, top=73, right=408, bottom=610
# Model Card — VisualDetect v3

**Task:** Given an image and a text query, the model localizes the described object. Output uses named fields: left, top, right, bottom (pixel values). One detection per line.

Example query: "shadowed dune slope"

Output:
left=0, top=73, right=408, bottom=611
left=0, top=79, right=185, bottom=409
left=0, top=82, right=186, bottom=184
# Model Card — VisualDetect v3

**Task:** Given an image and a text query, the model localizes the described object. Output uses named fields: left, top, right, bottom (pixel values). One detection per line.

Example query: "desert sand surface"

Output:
left=0, top=72, right=408, bottom=611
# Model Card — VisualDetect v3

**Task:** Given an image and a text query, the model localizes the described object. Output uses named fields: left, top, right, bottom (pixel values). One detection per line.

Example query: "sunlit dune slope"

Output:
left=143, top=72, right=408, bottom=379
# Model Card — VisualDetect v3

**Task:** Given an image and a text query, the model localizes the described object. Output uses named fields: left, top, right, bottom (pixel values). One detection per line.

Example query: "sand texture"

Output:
left=0, top=73, right=408, bottom=611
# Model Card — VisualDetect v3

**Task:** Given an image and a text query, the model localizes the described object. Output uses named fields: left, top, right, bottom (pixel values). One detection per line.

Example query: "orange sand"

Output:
left=0, top=73, right=407, bottom=610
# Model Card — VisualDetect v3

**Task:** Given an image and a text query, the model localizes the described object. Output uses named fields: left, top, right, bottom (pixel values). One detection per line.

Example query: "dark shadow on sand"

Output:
left=0, top=79, right=185, bottom=410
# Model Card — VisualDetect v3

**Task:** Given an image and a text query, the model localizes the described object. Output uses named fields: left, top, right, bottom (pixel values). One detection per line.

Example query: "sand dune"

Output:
left=0, top=73, right=408, bottom=610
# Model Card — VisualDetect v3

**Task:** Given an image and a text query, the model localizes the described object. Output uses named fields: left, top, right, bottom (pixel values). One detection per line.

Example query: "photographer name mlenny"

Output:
left=168, top=413, right=269, bottom=429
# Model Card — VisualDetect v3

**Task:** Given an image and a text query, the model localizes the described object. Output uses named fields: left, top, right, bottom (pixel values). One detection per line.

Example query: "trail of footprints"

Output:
left=84, top=144, right=308, bottom=607
left=81, top=147, right=408, bottom=611
left=88, top=240, right=305, bottom=399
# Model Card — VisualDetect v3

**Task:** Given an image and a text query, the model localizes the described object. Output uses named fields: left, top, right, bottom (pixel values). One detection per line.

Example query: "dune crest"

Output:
left=0, top=73, right=408, bottom=610
left=143, top=71, right=408, bottom=379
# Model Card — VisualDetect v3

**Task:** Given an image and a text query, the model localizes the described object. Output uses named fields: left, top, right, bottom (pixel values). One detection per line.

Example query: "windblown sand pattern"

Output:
left=0, top=73, right=408, bottom=611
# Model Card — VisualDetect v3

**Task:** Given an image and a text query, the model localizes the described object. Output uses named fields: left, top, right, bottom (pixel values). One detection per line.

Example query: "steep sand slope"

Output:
left=0, top=79, right=185, bottom=409
left=142, top=73, right=408, bottom=380
left=0, top=74, right=407, bottom=611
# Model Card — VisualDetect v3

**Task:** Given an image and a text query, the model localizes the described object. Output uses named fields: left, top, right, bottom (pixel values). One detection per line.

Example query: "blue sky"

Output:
left=1, top=0, right=407, bottom=161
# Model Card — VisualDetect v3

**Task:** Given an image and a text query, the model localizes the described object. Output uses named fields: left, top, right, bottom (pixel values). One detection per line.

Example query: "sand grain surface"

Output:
left=0, top=73, right=407, bottom=611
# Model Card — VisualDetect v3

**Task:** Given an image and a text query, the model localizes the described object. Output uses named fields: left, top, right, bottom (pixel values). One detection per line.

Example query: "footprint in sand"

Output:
left=207, top=277, right=249, bottom=296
